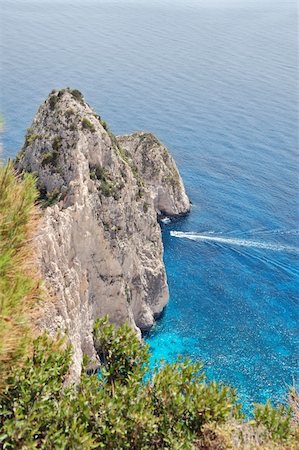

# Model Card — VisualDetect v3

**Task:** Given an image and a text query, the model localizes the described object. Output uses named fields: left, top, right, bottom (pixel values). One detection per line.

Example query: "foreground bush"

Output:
left=93, top=318, right=241, bottom=448
left=254, top=401, right=292, bottom=442
left=0, top=320, right=238, bottom=449
left=0, top=162, right=39, bottom=387
left=1, top=318, right=297, bottom=449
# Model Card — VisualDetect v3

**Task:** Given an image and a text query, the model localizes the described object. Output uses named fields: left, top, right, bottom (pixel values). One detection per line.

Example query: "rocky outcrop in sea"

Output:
left=16, top=88, right=190, bottom=379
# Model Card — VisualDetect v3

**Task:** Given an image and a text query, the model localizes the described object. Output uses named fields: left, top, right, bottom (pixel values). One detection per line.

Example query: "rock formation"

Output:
left=117, top=132, right=190, bottom=217
left=15, top=88, right=190, bottom=378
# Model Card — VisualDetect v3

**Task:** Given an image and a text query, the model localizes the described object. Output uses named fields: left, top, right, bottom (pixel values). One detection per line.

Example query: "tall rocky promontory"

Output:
left=15, top=88, right=190, bottom=378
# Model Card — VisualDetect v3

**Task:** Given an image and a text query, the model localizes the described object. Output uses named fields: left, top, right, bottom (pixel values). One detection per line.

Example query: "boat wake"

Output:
left=170, top=231, right=298, bottom=254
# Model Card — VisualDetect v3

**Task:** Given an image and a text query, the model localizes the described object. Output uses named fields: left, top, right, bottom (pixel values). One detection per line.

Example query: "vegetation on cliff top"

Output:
left=0, top=164, right=298, bottom=449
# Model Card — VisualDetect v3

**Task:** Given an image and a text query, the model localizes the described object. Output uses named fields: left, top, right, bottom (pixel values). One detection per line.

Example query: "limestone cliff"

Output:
left=117, top=132, right=190, bottom=217
left=15, top=88, right=190, bottom=378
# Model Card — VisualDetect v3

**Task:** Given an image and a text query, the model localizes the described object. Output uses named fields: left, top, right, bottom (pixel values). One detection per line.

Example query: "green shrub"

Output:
left=41, top=188, right=61, bottom=208
left=0, top=335, right=96, bottom=449
left=94, top=317, right=150, bottom=387
left=100, top=179, right=116, bottom=197
left=131, top=163, right=139, bottom=179
left=40, top=137, right=61, bottom=169
left=24, top=128, right=41, bottom=147
left=49, top=95, right=58, bottom=110
left=82, top=118, right=95, bottom=132
left=52, top=136, right=62, bottom=152
left=148, top=360, right=240, bottom=447
left=41, top=150, right=59, bottom=167
left=58, top=89, right=66, bottom=98
left=89, top=164, right=108, bottom=181
left=70, top=89, right=84, bottom=104
left=116, top=145, right=130, bottom=164
left=89, top=164, right=120, bottom=199
left=92, top=318, right=241, bottom=448
left=100, top=119, right=108, bottom=130
left=254, top=400, right=292, bottom=441
left=0, top=163, right=39, bottom=387
left=1, top=316, right=297, bottom=449
left=162, top=148, right=169, bottom=163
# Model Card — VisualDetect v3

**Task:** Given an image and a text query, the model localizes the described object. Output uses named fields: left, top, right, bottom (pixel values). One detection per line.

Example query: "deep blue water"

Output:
left=1, top=0, right=298, bottom=411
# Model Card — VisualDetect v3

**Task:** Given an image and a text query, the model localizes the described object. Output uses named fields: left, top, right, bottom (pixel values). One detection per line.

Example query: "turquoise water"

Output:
left=1, top=0, right=298, bottom=410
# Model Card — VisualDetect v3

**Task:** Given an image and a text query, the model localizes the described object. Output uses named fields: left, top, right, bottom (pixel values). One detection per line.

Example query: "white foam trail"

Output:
left=170, top=231, right=298, bottom=254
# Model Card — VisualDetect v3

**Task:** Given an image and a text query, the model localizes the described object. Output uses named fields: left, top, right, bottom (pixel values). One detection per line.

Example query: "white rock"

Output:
left=16, top=89, right=190, bottom=380
left=117, top=132, right=190, bottom=217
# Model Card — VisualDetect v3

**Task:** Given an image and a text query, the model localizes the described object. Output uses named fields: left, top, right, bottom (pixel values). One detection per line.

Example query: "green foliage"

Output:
left=0, top=335, right=96, bottom=449
left=148, top=360, right=240, bottom=447
left=57, top=89, right=66, bottom=98
left=89, top=164, right=121, bottom=199
left=254, top=400, right=292, bottom=441
left=94, top=317, right=150, bottom=386
left=41, top=150, right=59, bottom=167
left=70, top=89, right=84, bottom=104
left=49, top=95, right=58, bottom=110
left=82, top=118, right=96, bottom=132
left=24, top=128, right=41, bottom=147
left=100, top=119, right=108, bottom=130
left=52, top=136, right=62, bottom=152
left=40, top=187, right=61, bottom=208
left=130, top=162, right=139, bottom=179
left=92, top=318, right=241, bottom=448
left=93, top=114, right=110, bottom=134
left=40, top=137, right=61, bottom=170
left=137, top=186, right=144, bottom=199
left=0, top=162, right=39, bottom=386
left=89, top=164, right=107, bottom=181
left=117, top=145, right=130, bottom=164
left=0, top=317, right=296, bottom=449
left=100, top=179, right=118, bottom=198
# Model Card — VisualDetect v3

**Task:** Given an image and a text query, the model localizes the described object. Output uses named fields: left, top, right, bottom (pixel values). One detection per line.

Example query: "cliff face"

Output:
left=16, top=89, right=190, bottom=378
left=117, top=133, right=190, bottom=217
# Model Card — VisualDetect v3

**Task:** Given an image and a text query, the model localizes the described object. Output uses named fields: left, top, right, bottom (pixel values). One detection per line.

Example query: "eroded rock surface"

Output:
left=16, top=89, right=190, bottom=379
left=118, top=132, right=190, bottom=217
